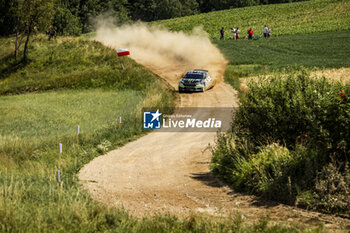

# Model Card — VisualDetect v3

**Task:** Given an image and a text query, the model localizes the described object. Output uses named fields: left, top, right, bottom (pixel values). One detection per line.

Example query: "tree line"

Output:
left=1, top=0, right=305, bottom=37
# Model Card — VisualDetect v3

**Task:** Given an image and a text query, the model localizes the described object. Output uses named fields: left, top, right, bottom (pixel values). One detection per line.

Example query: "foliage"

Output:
left=11, top=0, right=55, bottom=60
left=1, top=0, right=322, bottom=37
left=153, top=0, right=350, bottom=39
left=297, top=162, right=350, bottom=216
left=52, top=7, right=82, bottom=36
left=235, top=71, right=350, bottom=160
left=129, top=0, right=199, bottom=22
left=0, top=36, right=160, bottom=95
left=212, top=72, right=350, bottom=216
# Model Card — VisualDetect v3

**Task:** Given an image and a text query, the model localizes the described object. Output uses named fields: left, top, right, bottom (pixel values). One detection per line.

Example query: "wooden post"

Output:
left=118, top=56, right=124, bottom=69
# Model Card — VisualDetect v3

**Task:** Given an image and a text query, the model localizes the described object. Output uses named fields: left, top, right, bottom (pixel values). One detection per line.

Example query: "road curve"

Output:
left=79, top=26, right=350, bottom=230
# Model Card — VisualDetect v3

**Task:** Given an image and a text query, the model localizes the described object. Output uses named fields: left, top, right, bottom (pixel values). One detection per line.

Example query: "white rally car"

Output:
left=178, top=69, right=212, bottom=93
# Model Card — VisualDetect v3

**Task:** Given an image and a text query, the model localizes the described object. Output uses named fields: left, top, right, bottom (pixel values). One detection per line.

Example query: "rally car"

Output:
left=178, top=69, right=212, bottom=93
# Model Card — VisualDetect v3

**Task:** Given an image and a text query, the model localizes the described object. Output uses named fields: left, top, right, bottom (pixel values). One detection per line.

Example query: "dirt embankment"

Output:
left=79, top=24, right=350, bottom=231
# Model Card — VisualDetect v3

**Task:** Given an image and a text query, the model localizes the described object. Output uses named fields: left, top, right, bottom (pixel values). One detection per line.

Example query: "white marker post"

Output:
left=76, top=124, right=80, bottom=144
left=59, top=143, right=62, bottom=153
left=57, top=170, right=61, bottom=183
left=119, top=116, right=122, bottom=124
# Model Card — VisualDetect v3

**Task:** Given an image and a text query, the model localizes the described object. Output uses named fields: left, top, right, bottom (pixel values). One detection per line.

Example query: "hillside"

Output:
left=2, top=0, right=350, bottom=231
left=153, top=0, right=350, bottom=39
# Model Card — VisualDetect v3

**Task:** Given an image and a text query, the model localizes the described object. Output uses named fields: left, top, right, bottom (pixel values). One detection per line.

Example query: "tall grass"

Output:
left=211, top=71, right=350, bottom=217
left=0, top=35, right=157, bottom=95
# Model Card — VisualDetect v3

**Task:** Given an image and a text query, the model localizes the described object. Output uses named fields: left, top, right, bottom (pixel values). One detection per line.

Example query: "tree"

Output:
left=12, top=0, right=55, bottom=61
left=0, top=0, right=17, bottom=36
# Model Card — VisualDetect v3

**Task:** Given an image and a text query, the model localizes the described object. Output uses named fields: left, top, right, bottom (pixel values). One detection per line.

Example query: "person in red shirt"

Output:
left=248, top=28, right=253, bottom=40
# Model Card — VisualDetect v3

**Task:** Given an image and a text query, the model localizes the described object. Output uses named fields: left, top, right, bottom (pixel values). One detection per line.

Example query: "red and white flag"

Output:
left=116, top=48, right=130, bottom=57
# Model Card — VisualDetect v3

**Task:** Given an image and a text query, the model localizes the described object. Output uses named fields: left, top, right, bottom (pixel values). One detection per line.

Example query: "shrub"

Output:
left=212, top=71, right=350, bottom=215
left=234, top=70, right=350, bottom=161
left=297, top=163, right=350, bottom=216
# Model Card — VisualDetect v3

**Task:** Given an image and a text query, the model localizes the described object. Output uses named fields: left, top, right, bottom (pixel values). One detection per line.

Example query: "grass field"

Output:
left=153, top=0, right=350, bottom=39
left=0, top=35, right=314, bottom=232
left=216, top=31, right=350, bottom=69
left=2, top=0, right=350, bottom=230
left=0, top=89, right=142, bottom=139
left=0, top=35, right=156, bottom=95
left=216, top=30, right=350, bottom=90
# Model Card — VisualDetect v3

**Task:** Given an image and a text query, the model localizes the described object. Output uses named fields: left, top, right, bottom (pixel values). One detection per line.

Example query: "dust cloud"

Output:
left=94, top=21, right=227, bottom=87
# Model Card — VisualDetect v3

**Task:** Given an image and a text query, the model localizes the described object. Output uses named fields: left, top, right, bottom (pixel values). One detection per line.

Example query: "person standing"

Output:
left=220, top=27, right=225, bottom=40
left=231, top=27, right=236, bottom=40
left=236, top=27, right=240, bottom=39
left=248, top=28, right=254, bottom=40
left=264, top=25, right=268, bottom=39
left=267, top=28, right=272, bottom=38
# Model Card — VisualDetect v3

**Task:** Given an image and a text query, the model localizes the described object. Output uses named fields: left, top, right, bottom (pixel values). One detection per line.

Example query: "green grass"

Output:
left=0, top=89, right=142, bottom=139
left=153, top=0, right=350, bottom=39
left=0, top=35, right=156, bottom=95
left=215, top=30, right=350, bottom=91
left=216, top=31, right=350, bottom=70
left=0, top=34, right=318, bottom=232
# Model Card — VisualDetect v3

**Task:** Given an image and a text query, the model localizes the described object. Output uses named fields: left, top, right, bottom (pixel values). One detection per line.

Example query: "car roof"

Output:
left=186, top=69, right=208, bottom=75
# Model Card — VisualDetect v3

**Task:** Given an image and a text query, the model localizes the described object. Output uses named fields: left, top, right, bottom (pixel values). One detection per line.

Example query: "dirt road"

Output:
left=79, top=25, right=350, bottom=231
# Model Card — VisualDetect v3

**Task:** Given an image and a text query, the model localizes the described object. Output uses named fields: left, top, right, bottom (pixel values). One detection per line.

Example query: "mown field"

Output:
left=214, top=30, right=350, bottom=90
left=153, top=0, right=350, bottom=39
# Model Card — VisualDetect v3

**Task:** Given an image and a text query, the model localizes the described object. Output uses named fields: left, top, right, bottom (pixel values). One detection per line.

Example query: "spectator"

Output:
left=268, top=28, right=272, bottom=38
left=231, top=27, right=236, bottom=40
left=236, top=27, right=240, bottom=39
left=248, top=28, right=253, bottom=40
left=48, top=25, right=56, bottom=41
left=220, top=27, right=225, bottom=40
left=264, top=25, right=268, bottom=39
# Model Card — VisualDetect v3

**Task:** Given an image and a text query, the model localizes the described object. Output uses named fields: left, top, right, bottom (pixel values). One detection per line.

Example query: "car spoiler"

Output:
left=193, top=69, right=208, bottom=73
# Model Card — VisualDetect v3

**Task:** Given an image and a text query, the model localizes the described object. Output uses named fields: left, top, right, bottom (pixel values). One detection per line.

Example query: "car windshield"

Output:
left=183, top=74, right=204, bottom=79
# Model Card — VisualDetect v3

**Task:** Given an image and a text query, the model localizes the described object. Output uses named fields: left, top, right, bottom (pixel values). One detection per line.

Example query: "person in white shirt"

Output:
left=236, top=27, right=240, bottom=39
left=264, top=25, right=268, bottom=39
left=231, top=27, right=237, bottom=40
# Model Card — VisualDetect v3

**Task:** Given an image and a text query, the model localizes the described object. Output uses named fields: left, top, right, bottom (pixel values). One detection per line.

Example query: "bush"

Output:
left=234, top=70, right=350, bottom=161
left=212, top=71, right=350, bottom=216
left=297, top=162, right=350, bottom=216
